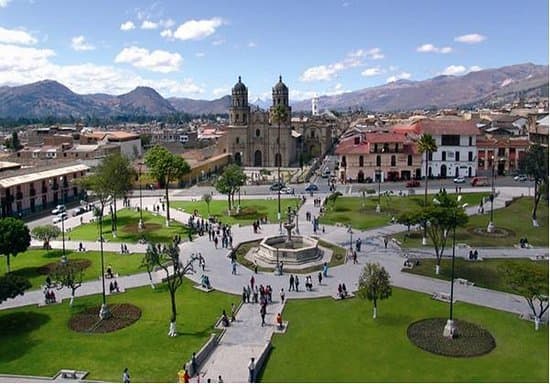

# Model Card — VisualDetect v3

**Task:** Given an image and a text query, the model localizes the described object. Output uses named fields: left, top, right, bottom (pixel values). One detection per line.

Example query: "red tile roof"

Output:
left=364, top=132, right=405, bottom=144
left=413, top=119, right=480, bottom=136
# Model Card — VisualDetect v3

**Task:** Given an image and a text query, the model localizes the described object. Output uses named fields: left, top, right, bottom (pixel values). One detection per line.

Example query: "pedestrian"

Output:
left=289, top=274, right=294, bottom=291
left=191, top=352, right=197, bottom=376
left=383, top=237, right=388, bottom=249
left=248, top=357, right=255, bottom=383
left=242, top=287, right=248, bottom=303
left=280, top=288, right=285, bottom=303
left=218, top=375, right=224, bottom=383
left=295, top=275, right=299, bottom=291
left=353, top=250, right=358, bottom=264
left=250, top=275, right=255, bottom=289
left=232, top=260, right=237, bottom=275
left=122, top=368, right=130, bottom=383
left=318, top=271, right=322, bottom=285
left=260, top=305, right=266, bottom=327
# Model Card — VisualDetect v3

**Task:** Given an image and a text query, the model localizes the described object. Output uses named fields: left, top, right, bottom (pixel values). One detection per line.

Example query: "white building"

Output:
left=312, top=94, right=319, bottom=116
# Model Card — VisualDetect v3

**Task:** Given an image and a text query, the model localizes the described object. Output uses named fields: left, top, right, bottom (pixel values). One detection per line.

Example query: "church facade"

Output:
left=224, top=76, right=298, bottom=167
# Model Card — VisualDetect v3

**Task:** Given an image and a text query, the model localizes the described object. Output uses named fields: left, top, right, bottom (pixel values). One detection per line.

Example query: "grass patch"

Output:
left=232, top=238, right=346, bottom=274
left=172, top=198, right=302, bottom=226
left=397, top=197, right=549, bottom=247
left=403, top=258, right=549, bottom=294
left=0, top=249, right=145, bottom=289
left=260, top=287, right=548, bottom=382
left=320, top=192, right=488, bottom=230
left=0, top=283, right=237, bottom=382
left=69, top=209, right=190, bottom=244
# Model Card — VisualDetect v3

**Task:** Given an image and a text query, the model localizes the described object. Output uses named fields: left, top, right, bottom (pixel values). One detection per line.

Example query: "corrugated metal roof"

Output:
left=0, top=164, right=89, bottom=189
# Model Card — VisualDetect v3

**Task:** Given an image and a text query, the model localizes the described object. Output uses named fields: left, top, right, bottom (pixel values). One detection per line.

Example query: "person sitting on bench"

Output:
left=107, top=265, right=113, bottom=278
left=221, top=310, right=230, bottom=327
left=276, top=313, right=283, bottom=330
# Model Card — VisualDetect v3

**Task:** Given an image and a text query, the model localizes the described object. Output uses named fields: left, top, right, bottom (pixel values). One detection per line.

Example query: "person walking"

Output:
left=318, top=271, right=322, bottom=285
left=383, top=237, right=388, bottom=249
left=289, top=274, right=294, bottom=291
left=248, top=358, right=256, bottom=383
left=295, top=275, right=300, bottom=291
left=122, top=368, right=130, bottom=383
left=260, top=304, right=266, bottom=327
left=191, top=352, right=197, bottom=376
left=280, top=288, right=285, bottom=303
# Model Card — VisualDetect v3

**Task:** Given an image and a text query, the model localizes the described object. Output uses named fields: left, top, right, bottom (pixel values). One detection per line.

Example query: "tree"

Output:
left=501, top=262, right=549, bottom=331
left=31, top=224, right=61, bottom=250
left=272, top=104, right=288, bottom=218
left=50, top=261, right=85, bottom=306
left=145, top=145, right=190, bottom=225
left=357, top=262, right=392, bottom=319
left=327, top=191, right=343, bottom=206
left=142, top=243, right=197, bottom=337
left=424, top=192, right=469, bottom=274
left=0, top=218, right=31, bottom=273
left=416, top=133, right=437, bottom=244
left=397, top=209, right=423, bottom=232
left=215, top=164, right=246, bottom=213
left=0, top=274, right=31, bottom=304
left=202, top=193, right=212, bottom=216
left=519, top=144, right=549, bottom=227
left=100, top=153, right=135, bottom=235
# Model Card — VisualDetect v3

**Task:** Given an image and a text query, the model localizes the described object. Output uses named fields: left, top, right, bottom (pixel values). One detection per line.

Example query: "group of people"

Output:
left=312, top=198, right=323, bottom=208
left=109, top=280, right=120, bottom=294
left=120, top=243, right=130, bottom=254
left=337, top=283, right=349, bottom=299
left=43, top=288, right=57, bottom=304
left=106, top=265, right=115, bottom=279
left=468, top=249, right=480, bottom=260
left=208, top=222, right=232, bottom=249
left=519, top=237, right=530, bottom=248
left=252, top=220, right=262, bottom=234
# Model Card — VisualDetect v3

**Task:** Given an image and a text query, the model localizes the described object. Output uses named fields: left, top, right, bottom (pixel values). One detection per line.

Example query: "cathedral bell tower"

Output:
left=230, top=76, right=250, bottom=126
left=270, top=75, right=291, bottom=124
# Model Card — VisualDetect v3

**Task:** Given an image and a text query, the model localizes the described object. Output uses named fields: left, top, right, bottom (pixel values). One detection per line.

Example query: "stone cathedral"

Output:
left=224, top=76, right=299, bottom=167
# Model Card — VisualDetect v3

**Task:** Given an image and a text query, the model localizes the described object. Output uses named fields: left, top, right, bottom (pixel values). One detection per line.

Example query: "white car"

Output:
left=281, top=186, right=294, bottom=194
left=514, top=175, right=528, bottom=182
left=52, top=212, right=68, bottom=224
left=51, top=204, right=66, bottom=215
left=453, top=177, right=466, bottom=184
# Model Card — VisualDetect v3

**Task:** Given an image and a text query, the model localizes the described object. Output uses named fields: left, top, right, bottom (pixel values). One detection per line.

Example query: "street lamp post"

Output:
left=60, top=177, right=66, bottom=263
left=278, top=124, right=282, bottom=235
left=98, top=203, right=110, bottom=320
left=138, top=163, right=144, bottom=230
left=294, top=208, right=299, bottom=235
left=487, top=157, right=495, bottom=233
left=347, top=225, right=353, bottom=252
left=375, top=169, right=382, bottom=213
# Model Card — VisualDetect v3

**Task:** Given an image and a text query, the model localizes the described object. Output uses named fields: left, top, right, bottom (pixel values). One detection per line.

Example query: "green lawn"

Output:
left=172, top=198, right=302, bottom=225
left=260, top=287, right=548, bottom=382
left=69, top=209, right=190, bottom=244
left=0, top=249, right=145, bottom=289
left=320, top=192, right=488, bottom=230
left=403, top=258, right=549, bottom=294
left=397, top=197, right=549, bottom=247
left=0, top=284, right=237, bottom=382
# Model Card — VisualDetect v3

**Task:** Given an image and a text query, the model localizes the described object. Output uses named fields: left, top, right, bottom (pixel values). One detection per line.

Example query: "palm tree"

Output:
left=416, top=133, right=437, bottom=245
left=272, top=104, right=288, bottom=233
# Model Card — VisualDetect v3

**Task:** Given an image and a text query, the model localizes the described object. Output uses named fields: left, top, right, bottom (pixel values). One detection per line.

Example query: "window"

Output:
left=256, top=129, right=260, bottom=137
left=311, top=131, right=315, bottom=138
left=354, top=137, right=360, bottom=145
left=374, top=144, right=378, bottom=153
left=359, top=156, right=364, bottom=167
left=395, top=143, right=399, bottom=152
left=469, top=136, right=473, bottom=146
left=442, top=151, right=446, bottom=161
left=341, top=156, right=347, bottom=167
left=455, top=151, right=460, bottom=161
left=468, top=151, right=473, bottom=161
left=441, top=135, right=460, bottom=146
left=498, top=148, right=505, bottom=157
left=407, top=155, right=413, bottom=166
left=383, top=143, right=389, bottom=152
left=376, top=155, right=381, bottom=167
left=235, top=113, right=239, bottom=122
left=390, top=155, right=396, bottom=166
left=236, top=137, right=240, bottom=144
left=428, top=152, right=433, bottom=161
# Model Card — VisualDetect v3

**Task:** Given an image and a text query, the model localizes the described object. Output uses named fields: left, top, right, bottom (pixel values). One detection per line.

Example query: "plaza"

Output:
left=0, top=186, right=548, bottom=382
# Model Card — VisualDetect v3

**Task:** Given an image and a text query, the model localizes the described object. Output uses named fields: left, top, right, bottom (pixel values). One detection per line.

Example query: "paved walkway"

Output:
left=0, top=186, right=547, bottom=382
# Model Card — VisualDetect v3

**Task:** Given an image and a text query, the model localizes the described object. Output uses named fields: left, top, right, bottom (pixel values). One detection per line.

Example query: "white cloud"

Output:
left=173, top=17, right=224, bottom=41
left=212, top=87, right=229, bottom=97
left=120, top=21, right=136, bottom=31
left=0, top=26, right=37, bottom=45
left=141, top=20, right=158, bottom=30
left=290, top=89, right=317, bottom=100
left=386, top=72, right=411, bottom=83
left=361, top=67, right=383, bottom=77
left=247, top=41, right=257, bottom=48
left=160, top=29, right=173, bottom=39
left=440, top=65, right=466, bottom=76
left=160, top=18, right=175, bottom=28
left=416, top=43, right=453, bottom=54
left=212, top=39, right=225, bottom=46
left=0, top=0, right=11, bottom=8
left=300, top=49, right=370, bottom=82
left=71, top=35, right=95, bottom=51
left=0, top=44, right=202, bottom=97
left=366, top=47, right=384, bottom=60
left=469, top=65, right=482, bottom=72
left=114, top=46, right=182, bottom=73
left=195, top=52, right=205, bottom=57
left=454, top=33, right=486, bottom=44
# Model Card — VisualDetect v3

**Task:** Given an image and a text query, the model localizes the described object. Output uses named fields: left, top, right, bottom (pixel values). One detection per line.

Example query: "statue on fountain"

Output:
left=284, top=211, right=296, bottom=245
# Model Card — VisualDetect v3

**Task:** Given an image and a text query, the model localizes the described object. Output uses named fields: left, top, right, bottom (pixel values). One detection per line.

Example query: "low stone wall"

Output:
left=254, top=341, right=273, bottom=381
left=185, top=333, right=220, bottom=376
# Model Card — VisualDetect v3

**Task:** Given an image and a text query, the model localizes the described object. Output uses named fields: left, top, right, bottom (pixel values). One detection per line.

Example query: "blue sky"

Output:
left=0, top=0, right=547, bottom=100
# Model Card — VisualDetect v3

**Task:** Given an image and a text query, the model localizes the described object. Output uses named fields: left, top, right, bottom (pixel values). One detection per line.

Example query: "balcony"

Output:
left=30, top=189, right=36, bottom=197
left=16, top=191, right=23, bottom=200
left=42, top=186, right=48, bottom=194
left=51, top=184, right=59, bottom=191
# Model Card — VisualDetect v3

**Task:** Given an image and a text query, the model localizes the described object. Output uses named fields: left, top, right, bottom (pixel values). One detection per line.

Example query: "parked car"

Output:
left=305, top=183, right=319, bottom=192
left=269, top=182, right=286, bottom=191
left=281, top=186, right=294, bottom=194
left=72, top=207, right=86, bottom=216
left=51, top=204, right=66, bottom=215
left=406, top=180, right=420, bottom=188
left=471, top=176, right=489, bottom=186
left=52, top=212, right=68, bottom=224
left=514, top=174, right=528, bottom=182
left=453, top=176, right=466, bottom=184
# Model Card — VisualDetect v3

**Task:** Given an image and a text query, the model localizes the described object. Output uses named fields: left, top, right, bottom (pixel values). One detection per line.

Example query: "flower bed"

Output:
left=69, top=303, right=141, bottom=333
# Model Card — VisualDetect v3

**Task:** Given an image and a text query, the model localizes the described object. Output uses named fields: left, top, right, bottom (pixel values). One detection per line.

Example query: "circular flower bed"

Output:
left=69, top=303, right=141, bottom=333
left=407, top=318, right=496, bottom=357
left=122, top=222, right=161, bottom=234
left=469, top=227, right=514, bottom=238
left=37, top=259, right=92, bottom=275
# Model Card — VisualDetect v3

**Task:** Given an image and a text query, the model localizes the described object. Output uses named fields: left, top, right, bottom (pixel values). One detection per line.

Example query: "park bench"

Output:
left=455, top=278, right=475, bottom=286
left=194, top=284, right=214, bottom=293
left=432, top=292, right=456, bottom=303
left=332, top=292, right=355, bottom=300
left=60, top=370, right=77, bottom=379
left=530, top=255, right=549, bottom=261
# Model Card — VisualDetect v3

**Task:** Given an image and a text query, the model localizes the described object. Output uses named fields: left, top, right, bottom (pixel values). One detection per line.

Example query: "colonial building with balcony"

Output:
left=476, top=136, right=530, bottom=176
left=0, top=163, right=89, bottom=217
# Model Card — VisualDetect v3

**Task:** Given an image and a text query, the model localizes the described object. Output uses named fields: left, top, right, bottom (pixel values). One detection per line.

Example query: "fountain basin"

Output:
left=255, top=235, right=321, bottom=265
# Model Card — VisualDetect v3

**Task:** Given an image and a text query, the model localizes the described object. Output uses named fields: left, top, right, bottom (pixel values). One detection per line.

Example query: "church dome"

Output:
left=232, top=76, right=247, bottom=94
left=273, top=75, right=288, bottom=93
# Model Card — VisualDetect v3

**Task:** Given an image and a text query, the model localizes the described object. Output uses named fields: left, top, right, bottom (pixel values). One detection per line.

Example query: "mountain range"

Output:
left=0, top=63, right=547, bottom=120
